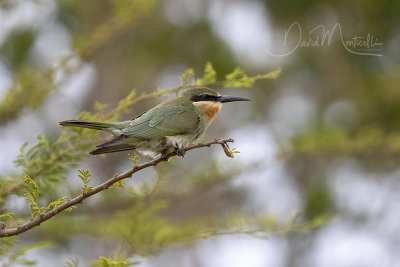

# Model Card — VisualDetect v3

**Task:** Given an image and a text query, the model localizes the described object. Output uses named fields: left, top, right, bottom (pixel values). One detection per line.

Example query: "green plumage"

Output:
left=59, top=120, right=114, bottom=131
left=122, top=99, right=200, bottom=139
left=60, top=89, right=211, bottom=157
left=59, top=88, right=249, bottom=158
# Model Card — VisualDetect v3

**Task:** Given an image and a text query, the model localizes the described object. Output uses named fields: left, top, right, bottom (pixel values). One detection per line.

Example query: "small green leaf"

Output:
left=128, top=153, right=140, bottom=167
left=196, top=62, right=217, bottom=86
left=111, top=180, right=125, bottom=188
left=65, top=206, right=77, bottom=212
left=92, top=256, right=133, bottom=267
left=180, top=68, right=195, bottom=87
left=23, top=175, right=40, bottom=218
left=225, top=67, right=281, bottom=88
left=118, top=90, right=136, bottom=114
left=261, top=68, right=281, bottom=79
left=78, top=169, right=93, bottom=194
left=231, top=148, right=240, bottom=154
left=47, top=196, right=67, bottom=211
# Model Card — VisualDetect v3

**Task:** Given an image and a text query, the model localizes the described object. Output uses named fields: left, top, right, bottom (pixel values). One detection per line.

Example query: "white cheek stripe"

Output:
left=193, top=101, right=222, bottom=108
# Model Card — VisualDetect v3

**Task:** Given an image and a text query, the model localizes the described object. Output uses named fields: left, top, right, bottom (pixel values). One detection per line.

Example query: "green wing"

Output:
left=121, top=100, right=199, bottom=139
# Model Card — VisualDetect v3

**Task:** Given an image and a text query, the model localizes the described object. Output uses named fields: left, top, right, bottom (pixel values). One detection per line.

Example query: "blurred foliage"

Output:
left=0, top=238, right=51, bottom=267
left=64, top=258, right=79, bottom=267
left=0, top=0, right=155, bottom=125
left=263, top=0, right=400, bottom=247
left=1, top=0, right=397, bottom=265
left=0, top=30, right=35, bottom=71
left=92, top=256, right=136, bottom=267
left=72, top=0, right=156, bottom=60
left=0, top=67, right=54, bottom=125
left=0, top=59, right=283, bottom=265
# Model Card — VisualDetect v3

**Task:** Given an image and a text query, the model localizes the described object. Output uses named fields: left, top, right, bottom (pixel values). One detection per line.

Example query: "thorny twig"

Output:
left=0, top=138, right=234, bottom=238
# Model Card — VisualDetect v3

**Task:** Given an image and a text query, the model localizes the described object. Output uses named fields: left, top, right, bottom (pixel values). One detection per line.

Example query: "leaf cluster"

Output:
left=289, top=125, right=400, bottom=158
left=78, top=169, right=94, bottom=194
left=0, top=238, right=51, bottom=267
left=92, top=256, right=136, bottom=267
left=23, top=175, right=67, bottom=219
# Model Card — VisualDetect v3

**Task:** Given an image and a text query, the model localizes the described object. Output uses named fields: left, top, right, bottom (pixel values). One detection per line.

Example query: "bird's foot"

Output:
left=160, top=149, right=170, bottom=161
left=176, top=148, right=186, bottom=157
left=160, top=156, right=169, bottom=161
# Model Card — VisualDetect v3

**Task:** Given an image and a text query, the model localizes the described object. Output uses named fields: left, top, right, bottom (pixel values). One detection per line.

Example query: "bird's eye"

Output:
left=191, top=94, right=218, bottom=102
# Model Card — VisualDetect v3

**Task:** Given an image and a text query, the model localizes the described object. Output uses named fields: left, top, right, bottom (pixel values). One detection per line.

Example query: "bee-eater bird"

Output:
left=59, top=87, right=250, bottom=159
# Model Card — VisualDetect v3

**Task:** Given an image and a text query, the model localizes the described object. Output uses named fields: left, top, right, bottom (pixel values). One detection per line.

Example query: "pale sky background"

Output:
left=1, top=0, right=399, bottom=266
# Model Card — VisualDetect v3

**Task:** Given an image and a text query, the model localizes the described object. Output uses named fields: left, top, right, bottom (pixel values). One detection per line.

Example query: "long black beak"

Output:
left=218, top=95, right=251, bottom=103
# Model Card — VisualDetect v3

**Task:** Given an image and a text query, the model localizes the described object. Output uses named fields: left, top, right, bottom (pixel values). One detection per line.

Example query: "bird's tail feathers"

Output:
left=59, top=120, right=114, bottom=131
left=90, top=144, right=135, bottom=155
left=90, top=138, right=135, bottom=155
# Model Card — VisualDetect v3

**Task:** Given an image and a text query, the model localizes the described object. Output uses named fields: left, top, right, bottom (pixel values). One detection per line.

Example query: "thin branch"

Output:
left=0, top=138, right=234, bottom=238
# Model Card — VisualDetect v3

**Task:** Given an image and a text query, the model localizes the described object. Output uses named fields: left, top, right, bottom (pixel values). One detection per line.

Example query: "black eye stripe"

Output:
left=190, top=94, right=219, bottom=102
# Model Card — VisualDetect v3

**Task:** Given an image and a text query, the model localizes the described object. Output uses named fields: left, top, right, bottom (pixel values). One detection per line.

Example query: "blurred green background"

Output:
left=0, top=0, right=399, bottom=266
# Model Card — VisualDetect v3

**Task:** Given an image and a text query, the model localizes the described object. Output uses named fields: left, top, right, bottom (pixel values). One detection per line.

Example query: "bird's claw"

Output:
left=160, top=156, right=169, bottom=161
left=176, top=148, right=186, bottom=157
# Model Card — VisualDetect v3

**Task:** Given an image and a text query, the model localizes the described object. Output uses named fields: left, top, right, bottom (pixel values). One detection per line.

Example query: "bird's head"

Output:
left=182, top=87, right=250, bottom=123
left=182, top=87, right=250, bottom=103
